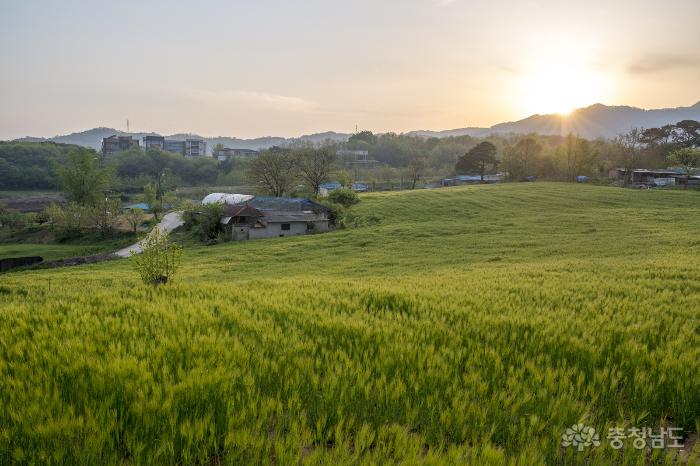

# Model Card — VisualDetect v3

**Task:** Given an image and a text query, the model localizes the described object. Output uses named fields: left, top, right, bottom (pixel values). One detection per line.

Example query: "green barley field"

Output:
left=1, top=183, right=699, bottom=465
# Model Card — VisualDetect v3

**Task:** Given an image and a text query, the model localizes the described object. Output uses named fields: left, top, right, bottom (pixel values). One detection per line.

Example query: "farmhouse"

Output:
left=203, top=193, right=330, bottom=241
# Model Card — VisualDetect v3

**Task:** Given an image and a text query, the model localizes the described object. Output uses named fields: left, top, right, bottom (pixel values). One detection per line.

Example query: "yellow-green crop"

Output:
left=1, top=183, right=698, bottom=465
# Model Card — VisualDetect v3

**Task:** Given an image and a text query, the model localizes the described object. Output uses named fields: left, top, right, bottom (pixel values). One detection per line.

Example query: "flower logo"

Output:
left=561, top=423, right=601, bottom=451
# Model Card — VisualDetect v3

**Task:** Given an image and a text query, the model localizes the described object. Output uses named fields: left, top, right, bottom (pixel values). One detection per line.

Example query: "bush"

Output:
left=182, top=203, right=226, bottom=243
left=132, top=227, right=182, bottom=285
left=342, top=211, right=381, bottom=229
left=328, top=188, right=359, bottom=207
left=0, top=204, right=25, bottom=231
left=315, top=199, right=345, bottom=227
left=43, top=200, right=122, bottom=239
left=44, top=202, right=92, bottom=239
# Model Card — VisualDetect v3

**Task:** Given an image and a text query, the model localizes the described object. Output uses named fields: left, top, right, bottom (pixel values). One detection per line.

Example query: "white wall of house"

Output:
left=248, top=221, right=328, bottom=240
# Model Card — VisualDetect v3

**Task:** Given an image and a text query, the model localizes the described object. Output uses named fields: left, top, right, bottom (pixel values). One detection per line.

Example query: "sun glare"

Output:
left=513, top=31, right=615, bottom=115
left=516, top=59, right=614, bottom=116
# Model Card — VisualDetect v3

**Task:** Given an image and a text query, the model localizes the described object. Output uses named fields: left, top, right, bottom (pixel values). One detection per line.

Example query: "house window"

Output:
left=281, top=223, right=291, bottom=231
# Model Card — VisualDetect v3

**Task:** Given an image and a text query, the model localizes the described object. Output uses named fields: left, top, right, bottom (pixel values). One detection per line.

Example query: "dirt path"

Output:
left=114, top=211, right=184, bottom=258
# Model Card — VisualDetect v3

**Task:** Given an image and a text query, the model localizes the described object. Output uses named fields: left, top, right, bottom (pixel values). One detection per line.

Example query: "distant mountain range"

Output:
left=12, top=128, right=350, bottom=154
left=10, top=101, right=700, bottom=151
left=408, top=101, right=700, bottom=139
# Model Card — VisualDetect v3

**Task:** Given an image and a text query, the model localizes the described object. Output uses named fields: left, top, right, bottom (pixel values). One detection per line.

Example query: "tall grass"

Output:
left=1, top=183, right=698, bottom=464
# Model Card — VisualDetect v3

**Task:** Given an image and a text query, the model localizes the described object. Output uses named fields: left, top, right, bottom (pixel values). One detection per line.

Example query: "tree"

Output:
left=348, top=130, right=377, bottom=146
left=615, top=129, right=644, bottom=184
left=187, top=203, right=225, bottom=242
left=429, top=142, right=469, bottom=170
left=296, top=148, right=336, bottom=196
left=336, top=170, right=353, bottom=189
left=407, top=157, right=427, bottom=189
left=564, top=134, right=578, bottom=182
left=672, top=120, right=700, bottom=148
left=212, top=143, right=225, bottom=158
left=43, top=202, right=92, bottom=238
left=667, top=148, right=699, bottom=177
left=248, top=150, right=298, bottom=197
left=455, top=141, right=499, bottom=182
left=132, top=227, right=182, bottom=285
left=91, top=197, right=122, bottom=236
left=503, top=137, right=542, bottom=180
left=57, top=149, right=112, bottom=205
left=125, top=208, right=146, bottom=234
left=143, top=182, right=173, bottom=222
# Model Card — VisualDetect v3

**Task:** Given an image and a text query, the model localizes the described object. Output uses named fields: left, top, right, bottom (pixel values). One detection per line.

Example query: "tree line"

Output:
left=0, top=142, right=247, bottom=191
left=448, top=121, right=698, bottom=183
left=247, top=146, right=336, bottom=197
left=3, top=119, right=698, bottom=197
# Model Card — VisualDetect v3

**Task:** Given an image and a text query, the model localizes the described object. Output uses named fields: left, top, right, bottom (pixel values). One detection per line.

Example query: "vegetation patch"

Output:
left=0, top=183, right=698, bottom=464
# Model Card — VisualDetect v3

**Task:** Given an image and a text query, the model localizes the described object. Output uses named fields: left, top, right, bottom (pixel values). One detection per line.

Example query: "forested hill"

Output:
left=411, top=101, right=700, bottom=139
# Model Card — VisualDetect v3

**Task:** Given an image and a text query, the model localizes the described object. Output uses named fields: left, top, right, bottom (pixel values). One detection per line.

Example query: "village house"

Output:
left=202, top=193, right=330, bottom=241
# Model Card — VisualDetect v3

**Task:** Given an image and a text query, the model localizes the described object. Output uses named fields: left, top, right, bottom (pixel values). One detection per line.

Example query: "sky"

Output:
left=1, top=0, right=699, bottom=139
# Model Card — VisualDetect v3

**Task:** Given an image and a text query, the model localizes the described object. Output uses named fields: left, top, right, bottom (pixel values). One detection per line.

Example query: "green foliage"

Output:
left=328, top=188, right=359, bottom=207
left=1, top=184, right=699, bottom=464
left=502, top=137, right=542, bottom=179
left=455, top=141, right=499, bottom=180
left=43, top=199, right=122, bottom=239
left=667, top=147, right=700, bottom=176
left=132, top=227, right=182, bottom=285
left=0, top=141, right=79, bottom=190
left=347, top=130, right=378, bottom=147
left=109, top=148, right=218, bottom=190
left=44, top=202, right=94, bottom=238
left=143, top=182, right=174, bottom=222
left=90, top=197, right=122, bottom=236
left=336, top=170, right=353, bottom=188
left=183, top=203, right=226, bottom=243
left=56, top=149, right=112, bottom=205
left=340, top=210, right=380, bottom=229
left=406, top=156, right=427, bottom=189
left=0, top=203, right=25, bottom=231
left=314, top=199, right=345, bottom=227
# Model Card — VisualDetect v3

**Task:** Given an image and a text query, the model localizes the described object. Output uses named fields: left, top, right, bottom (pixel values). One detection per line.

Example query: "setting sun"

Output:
left=518, top=63, right=613, bottom=115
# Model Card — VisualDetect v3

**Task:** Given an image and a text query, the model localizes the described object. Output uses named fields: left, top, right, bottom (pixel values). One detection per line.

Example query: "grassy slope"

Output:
left=1, top=183, right=699, bottom=465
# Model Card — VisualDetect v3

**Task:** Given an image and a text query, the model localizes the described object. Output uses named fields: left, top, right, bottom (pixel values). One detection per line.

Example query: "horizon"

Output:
left=8, top=99, right=700, bottom=141
left=2, top=0, right=700, bottom=140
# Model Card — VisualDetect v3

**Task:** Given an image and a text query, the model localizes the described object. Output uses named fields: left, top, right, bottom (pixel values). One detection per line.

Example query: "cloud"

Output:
left=627, top=54, right=700, bottom=74
left=175, top=88, right=315, bottom=112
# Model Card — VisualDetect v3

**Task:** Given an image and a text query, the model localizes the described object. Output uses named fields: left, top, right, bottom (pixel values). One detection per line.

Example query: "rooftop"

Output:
left=246, top=196, right=328, bottom=213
